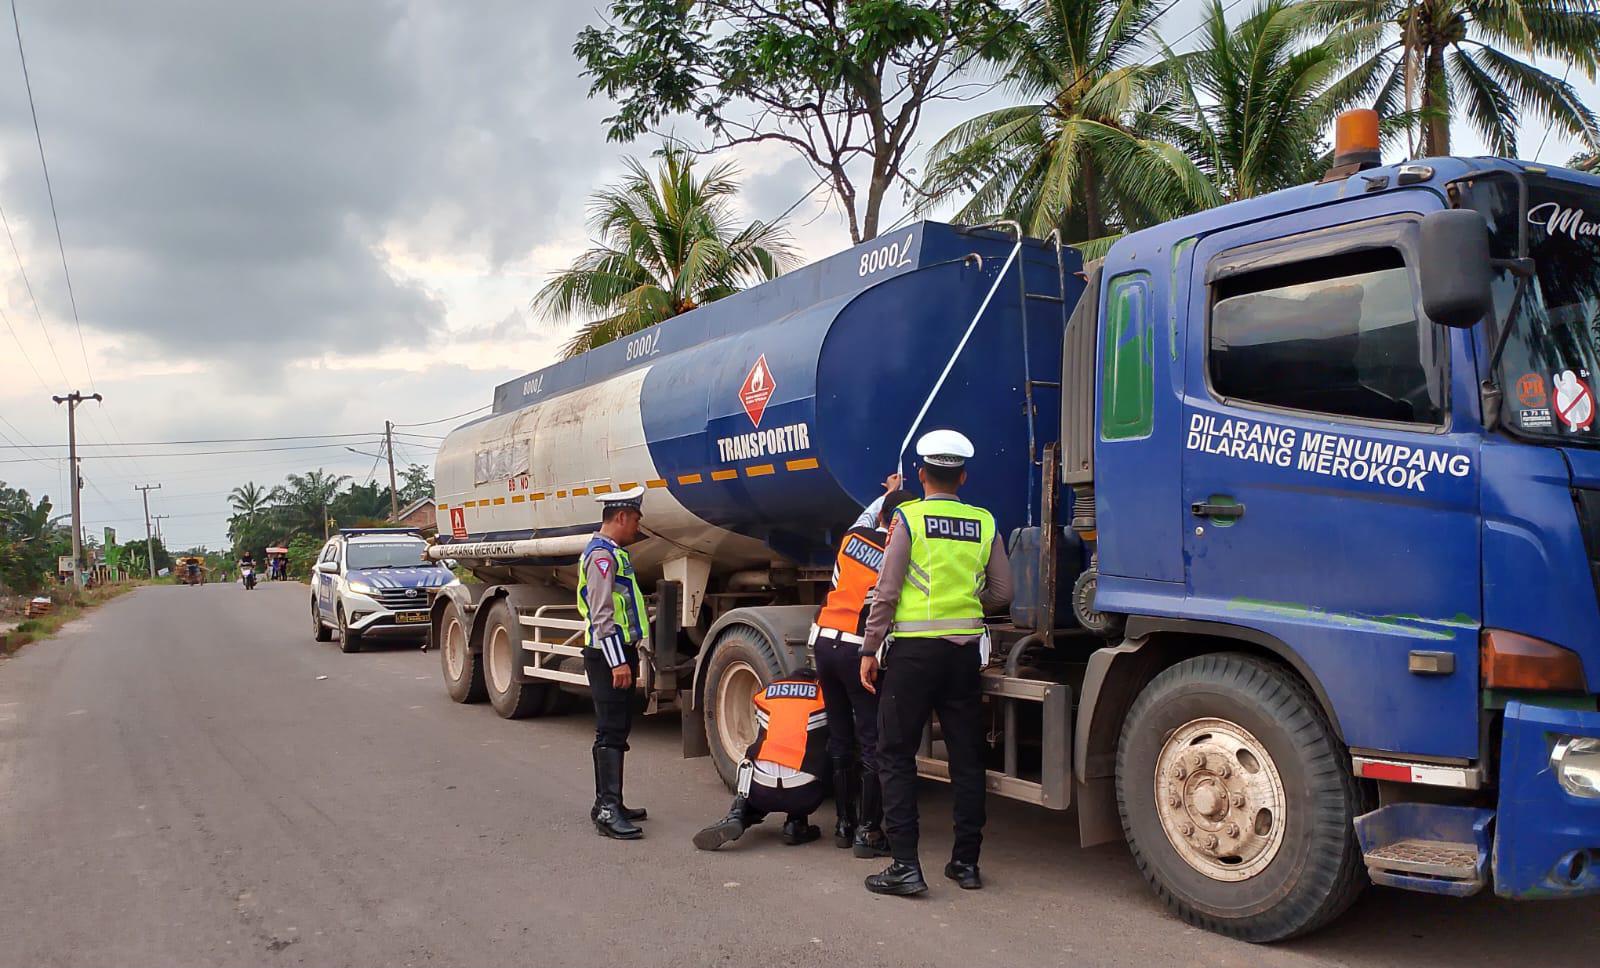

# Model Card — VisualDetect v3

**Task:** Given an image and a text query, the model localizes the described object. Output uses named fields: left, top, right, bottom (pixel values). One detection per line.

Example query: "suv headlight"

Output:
left=347, top=580, right=376, bottom=596
left=1551, top=736, right=1600, bottom=798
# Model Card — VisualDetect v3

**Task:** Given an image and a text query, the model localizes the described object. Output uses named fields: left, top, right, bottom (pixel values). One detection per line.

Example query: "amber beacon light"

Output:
left=1323, top=109, right=1383, bottom=181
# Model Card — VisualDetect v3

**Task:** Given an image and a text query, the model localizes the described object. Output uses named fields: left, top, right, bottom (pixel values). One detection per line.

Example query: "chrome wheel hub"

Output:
left=1153, top=717, right=1287, bottom=881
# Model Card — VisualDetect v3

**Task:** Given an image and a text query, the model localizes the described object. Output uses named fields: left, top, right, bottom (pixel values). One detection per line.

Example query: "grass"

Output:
left=0, top=581, right=146, bottom=655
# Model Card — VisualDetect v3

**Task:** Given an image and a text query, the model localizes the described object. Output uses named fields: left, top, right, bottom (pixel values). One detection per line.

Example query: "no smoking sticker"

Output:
left=1554, top=370, right=1595, bottom=430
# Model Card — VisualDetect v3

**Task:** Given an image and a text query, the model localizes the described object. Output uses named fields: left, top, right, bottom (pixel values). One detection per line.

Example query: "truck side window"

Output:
left=1209, top=248, right=1445, bottom=425
left=1101, top=272, right=1154, bottom=440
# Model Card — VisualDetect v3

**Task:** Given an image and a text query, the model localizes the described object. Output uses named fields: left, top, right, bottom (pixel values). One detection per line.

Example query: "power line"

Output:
left=0, top=197, right=67, bottom=383
left=0, top=440, right=384, bottom=464
left=392, top=404, right=491, bottom=428
left=1533, top=62, right=1576, bottom=163
left=0, top=430, right=395, bottom=449
left=0, top=301, right=48, bottom=389
left=10, top=0, right=93, bottom=391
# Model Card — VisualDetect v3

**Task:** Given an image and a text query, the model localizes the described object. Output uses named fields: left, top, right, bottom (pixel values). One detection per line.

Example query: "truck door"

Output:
left=1180, top=209, right=1483, bottom=760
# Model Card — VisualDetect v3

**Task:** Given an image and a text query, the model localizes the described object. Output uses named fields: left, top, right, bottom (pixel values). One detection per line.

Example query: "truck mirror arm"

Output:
left=1478, top=259, right=1536, bottom=432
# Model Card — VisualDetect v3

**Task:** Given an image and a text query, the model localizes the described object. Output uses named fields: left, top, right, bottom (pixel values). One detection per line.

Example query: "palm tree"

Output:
left=917, top=0, right=1218, bottom=244
left=532, top=145, right=796, bottom=359
left=229, top=482, right=268, bottom=519
left=1145, top=0, right=1372, bottom=203
left=270, top=470, right=350, bottom=539
left=1313, top=0, right=1600, bottom=157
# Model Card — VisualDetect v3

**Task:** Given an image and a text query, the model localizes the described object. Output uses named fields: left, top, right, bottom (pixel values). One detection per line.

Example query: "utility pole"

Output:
left=52, top=391, right=102, bottom=592
left=385, top=420, right=399, bottom=521
left=135, top=483, right=160, bottom=578
left=153, top=514, right=170, bottom=543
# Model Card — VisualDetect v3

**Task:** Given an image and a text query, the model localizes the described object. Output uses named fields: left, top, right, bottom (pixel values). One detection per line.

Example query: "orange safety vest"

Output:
left=814, top=526, right=888, bottom=640
left=749, top=676, right=829, bottom=773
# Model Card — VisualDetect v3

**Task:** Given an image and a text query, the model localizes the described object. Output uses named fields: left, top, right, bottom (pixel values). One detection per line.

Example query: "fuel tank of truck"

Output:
left=434, top=221, right=1081, bottom=581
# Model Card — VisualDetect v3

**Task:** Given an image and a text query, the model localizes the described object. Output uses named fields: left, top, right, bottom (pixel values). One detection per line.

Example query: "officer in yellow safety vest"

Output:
left=577, top=486, right=651, bottom=840
left=859, top=430, right=1012, bottom=895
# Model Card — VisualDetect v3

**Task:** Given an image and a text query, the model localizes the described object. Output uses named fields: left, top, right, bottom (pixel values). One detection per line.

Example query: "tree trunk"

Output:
left=1421, top=43, right=1450, bottom=156
left=1081, top=153, right=1102, bottom=240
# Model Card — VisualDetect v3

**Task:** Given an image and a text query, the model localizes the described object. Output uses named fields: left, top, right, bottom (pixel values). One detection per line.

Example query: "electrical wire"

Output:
left=0, top=197, right=67, bottom=384
left=0, top=430, right=398, bottom=449
left=0, top=440, right=384, bottom=464
left=10, top=0, right=93, bottom=391
left=392, top=404, right=491, bottom=428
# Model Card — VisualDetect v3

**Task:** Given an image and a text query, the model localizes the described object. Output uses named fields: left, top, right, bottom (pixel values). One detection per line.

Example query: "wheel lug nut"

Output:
left=1173, top=765, right=1188, bottom=780
left=1231, top=792, right=1246, bottom=808
left=1191, top=752, right=1206, bottom=769
left=1168, top=793, right=1182, bottom=808
left=1225, top=823, right=1240, bottom=838
left=1217, top=763, right=1233, bottom=779
left=1203, top=834, right=1218, bottom=850
left=1180, top=823, right=1194, bottom=837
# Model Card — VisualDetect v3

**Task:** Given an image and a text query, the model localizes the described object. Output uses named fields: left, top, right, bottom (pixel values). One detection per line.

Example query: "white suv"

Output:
left=310, top=529, right=457, bottom=653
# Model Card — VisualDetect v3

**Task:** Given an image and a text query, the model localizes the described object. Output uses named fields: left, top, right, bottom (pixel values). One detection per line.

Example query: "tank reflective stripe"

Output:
left=786, top=457, right=819, bottom=471
left=711, top=469, right=738, bottom=481
left=893, top=617, right=985, bottom=632
left=746, top=463, right=775, bottom=477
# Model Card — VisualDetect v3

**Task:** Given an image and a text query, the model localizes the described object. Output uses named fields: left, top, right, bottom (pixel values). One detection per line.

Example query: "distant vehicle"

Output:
left=178, top=556, right=205, bottom=586
left=240, top=561, right=256, bottom=591
left=310, top=528, right=458, bottom=653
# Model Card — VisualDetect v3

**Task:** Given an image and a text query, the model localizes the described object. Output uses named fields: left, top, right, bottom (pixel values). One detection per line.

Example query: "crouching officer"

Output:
left=692, top=670, right=831, bottom=850
left=578, top=486, right=651, bottom=840
left=810, top=486, right=915, bottom=856
left=860, top=430, right=1012, bottom=895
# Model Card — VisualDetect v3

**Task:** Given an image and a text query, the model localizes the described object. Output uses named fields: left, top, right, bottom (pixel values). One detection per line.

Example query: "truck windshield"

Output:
left=347, top=541, right=429, bottom=569
left=1461, top=172, right=1600, bottom=441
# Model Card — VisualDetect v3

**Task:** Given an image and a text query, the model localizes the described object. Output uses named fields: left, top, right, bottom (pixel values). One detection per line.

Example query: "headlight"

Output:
left=1551, top=735, right=1600, bottom=798
left=444, top=575, right=462, bottom=587
left=347, top=580, right=376, bottom=596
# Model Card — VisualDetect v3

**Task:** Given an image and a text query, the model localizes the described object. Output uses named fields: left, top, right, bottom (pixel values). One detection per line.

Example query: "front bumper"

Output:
left=341, top=591, right=430, bottom=635
left=1493, top=700, right=1600, bottom=898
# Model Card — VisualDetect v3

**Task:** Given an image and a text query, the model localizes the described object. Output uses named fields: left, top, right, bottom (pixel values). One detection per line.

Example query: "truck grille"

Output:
left=375, top=587, right=428, bottom=609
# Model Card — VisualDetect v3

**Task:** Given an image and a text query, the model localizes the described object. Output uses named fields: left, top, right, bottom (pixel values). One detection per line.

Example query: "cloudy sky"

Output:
left=0, top=0, right=1594, bottom=552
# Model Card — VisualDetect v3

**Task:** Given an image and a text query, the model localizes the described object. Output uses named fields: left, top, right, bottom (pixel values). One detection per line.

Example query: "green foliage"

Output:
left=575, top=0, right=1023, bottom=242
left=1311, top=0, right=1600, bottom=156
left=0, top=483, right=68, bottom=594
left=286, top=533, right=323, bottom=578
left=918, top=0, right=1219, bottom=243
left=531, top=144, right=795, bottom=358
left=399, top=464, right=432, bottom=504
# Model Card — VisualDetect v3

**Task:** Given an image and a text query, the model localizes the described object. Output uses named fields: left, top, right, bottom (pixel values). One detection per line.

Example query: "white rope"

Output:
left=897, top=239, right=1024, bottom=472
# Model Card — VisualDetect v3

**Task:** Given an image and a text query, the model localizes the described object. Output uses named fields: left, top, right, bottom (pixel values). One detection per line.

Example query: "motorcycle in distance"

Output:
left=241, top=562, right=256, bottom=591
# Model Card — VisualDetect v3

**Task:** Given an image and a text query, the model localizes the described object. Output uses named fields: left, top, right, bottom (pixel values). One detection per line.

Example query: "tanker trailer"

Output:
left=426, top=220, right=1084, bottom=796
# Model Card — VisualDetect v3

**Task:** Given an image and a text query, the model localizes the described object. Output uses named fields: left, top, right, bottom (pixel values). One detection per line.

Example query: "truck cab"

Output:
left=1065, top=150, right=1600, bottom=937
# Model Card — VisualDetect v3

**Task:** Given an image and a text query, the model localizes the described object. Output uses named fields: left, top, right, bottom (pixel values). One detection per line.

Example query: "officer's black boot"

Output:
left=592, top=748, right=642, bottom=840
left=692, top=796, right=752, bottom=850
left=852, top=768, right=891, bottom=858
left=616, top=753, right=647, bottom=822
left=782, top=814, right=822, bottom=845
left=832, top=757, right=858, bottom=848
left=865, top=860, right=929, bottom=896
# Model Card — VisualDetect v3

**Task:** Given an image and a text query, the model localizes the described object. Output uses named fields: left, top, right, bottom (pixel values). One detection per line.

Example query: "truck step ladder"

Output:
left=1354, top=803, right=1494, bottom=896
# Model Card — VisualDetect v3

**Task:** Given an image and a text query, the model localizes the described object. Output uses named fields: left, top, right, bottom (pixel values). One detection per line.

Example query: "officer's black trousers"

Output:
left=877, top=636, right=986, bottom=866
left=814, top=637, right=879, bottom=770
left=584, top=644, right=639, bottom=752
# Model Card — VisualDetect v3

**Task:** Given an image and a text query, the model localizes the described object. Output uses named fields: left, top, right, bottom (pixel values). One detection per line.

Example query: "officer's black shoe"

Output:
left=593, top=802, right=643, bottom=840
left=851, top=825, right=891, bottom=858
left=944, top=861, right=982, bottom=890
left=781, top=817, right=822, bottom=846
left=591, top=803, right=648, bottom=823
left=692, top=799, right=750, bottom=851
left=865, top=860, right=928, bottom=896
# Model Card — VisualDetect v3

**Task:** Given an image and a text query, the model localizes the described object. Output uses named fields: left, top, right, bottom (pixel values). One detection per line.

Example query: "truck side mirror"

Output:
left=1418, top=210, right=1493, bottom=328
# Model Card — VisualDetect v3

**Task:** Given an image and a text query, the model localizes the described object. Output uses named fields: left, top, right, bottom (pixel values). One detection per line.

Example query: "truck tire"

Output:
left=311, top=596, right=332, bottom=642
left=482, top=600, right=557, bottom=719
left=337, top=605, right=362, bottom=653
left=1116, top=654, right=1365, bottom=942
left=438, top=600, right=486, bottom=704
left=703, top=624, right=784, bottom=790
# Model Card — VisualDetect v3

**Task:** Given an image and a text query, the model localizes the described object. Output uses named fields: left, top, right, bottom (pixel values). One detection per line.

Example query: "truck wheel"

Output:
left=337, top=605, right=362, bottom=653
left=1116, top=653, right=1365, bottom=942
left=311, top=596, right=332, bottom=642
left=703, top=625, right=783, bottom=790
left=483, top=600, right=555, bottom=719
left=439, top=600, right=485, bottom=703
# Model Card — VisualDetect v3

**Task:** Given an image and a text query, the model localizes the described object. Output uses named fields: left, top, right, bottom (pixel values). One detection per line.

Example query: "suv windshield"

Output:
left=347, top=540, right=430, bottom=570
left=1461, top=172, right=1600, bottom=441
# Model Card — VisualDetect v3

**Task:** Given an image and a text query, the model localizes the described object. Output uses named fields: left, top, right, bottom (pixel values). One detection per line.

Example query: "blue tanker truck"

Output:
left=424, top=117, right=1600, bottom=939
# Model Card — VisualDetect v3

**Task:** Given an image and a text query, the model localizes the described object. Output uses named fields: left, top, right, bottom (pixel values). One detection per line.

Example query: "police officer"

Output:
left=810, top=486, right=916, bottom=856
left=577, top=486, right=651, bottom=840
left=692, top=669, right=831, bottom=850
left=859, top=430, right=1012, bottom=894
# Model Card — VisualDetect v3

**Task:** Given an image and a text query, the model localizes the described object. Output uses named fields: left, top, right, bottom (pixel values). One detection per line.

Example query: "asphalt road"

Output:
left=1, top=583, right=1597, bottom=968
